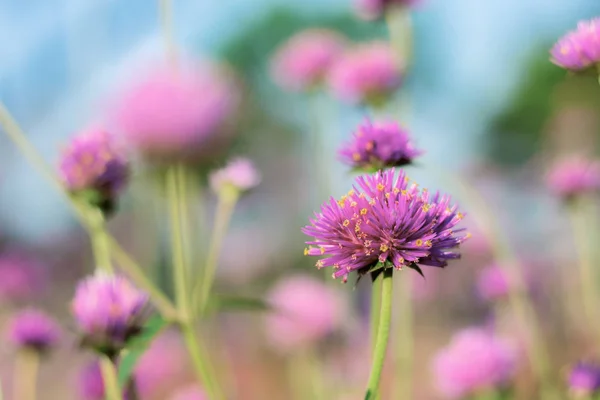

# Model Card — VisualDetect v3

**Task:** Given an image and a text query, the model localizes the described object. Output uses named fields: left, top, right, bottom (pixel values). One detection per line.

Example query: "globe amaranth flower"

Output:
left=114, top=61, right=239, bottom=161
left=546, top=157, right=600, bottom=200
left=302, top=168, right=467, bottom=282
left=568, top=362, right=600, bottom=397
left=71, top=273, right=149, bottom=355
left=328, top=41, right=402, bottom=107
left=209, top=158, right=261, bottom=194
left=265, top=275, right=345, bottom=352
left=7, top=309, right=61, bottom=353
left=355, top=0, right=420, bottom=20
left=271, top=29, right=346, bottom=92
left=551, top=18, right=600, bottom=72
left=338, top=119, right=422, bottom=170
left=169, top=385, right=207, bottom=400
left=0, top=251, right=46, bottom=303
left=433, top=328, right=517, bottom=399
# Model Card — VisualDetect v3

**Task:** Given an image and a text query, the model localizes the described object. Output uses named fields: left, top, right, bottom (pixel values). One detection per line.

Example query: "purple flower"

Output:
left=264, top=275, right=345, bottom=352
left=59, top=128, right=129, bottom=196
left=77, top=362, right=105, bottom=400
left=71, top=273, right=149, bottom=354
left=7, top=309, right=61, bottom=352
left=328, top=41, right=402, bottom=107
left=546, top=157, right=600, bottom=199
left=338, top=119, right=422, bottom=170
left=355, top=0, right=421, bottom=20
left=476, top=264, right=510, bottom=301
left=568, top=362, right=600, bottom=397
left=209, top=158, right=261, bottom=193
left=302, top=169, right=467, bottom=282
left=271, top=29, right=346, bottom=92
left=114, top=61, right=239, bottom=161
left=169, top=385, right=207, bottom=400
left=551, top=18, right=600, bottom=72
left=433, top=328, right=517, bottom=398
left=0, top=251, right=46, bottom=303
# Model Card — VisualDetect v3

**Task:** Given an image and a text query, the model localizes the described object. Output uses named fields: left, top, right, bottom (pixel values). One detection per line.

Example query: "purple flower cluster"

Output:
left=551, top=18, right=600, bottom=72
left=546, top=157, right=600, bottom=200
left=71, top=273, right=149, bottom=354
left=209, top=158, right=261, bottom=194
left=339, top=119, right=421, bottom=170
left=568, top=362, right=600, bottom=397
left=355, top=0, right=420, bottom=20
left=302, top=169, right=467, bottom=282
left=7, top=309, right=61, bottom=352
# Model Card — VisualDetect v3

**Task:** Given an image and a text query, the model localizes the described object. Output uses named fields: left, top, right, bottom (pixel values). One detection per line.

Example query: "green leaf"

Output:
left=117, top=314, right=168, bottom=389
left=209, top=294, right=271, bottom=313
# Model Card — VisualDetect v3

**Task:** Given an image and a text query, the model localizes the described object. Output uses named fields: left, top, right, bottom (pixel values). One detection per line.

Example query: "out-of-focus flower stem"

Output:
left=385, top=5, right=413, bottom=71
left=474, top=388, right=501, bottom=400
left=13, top=348, right=39, bottom=400
left=181, top=323, right=224, bottom=400
left=159, top=0, right=177, bottom=63
left=0, top=101, right=177, bottom=320
left=99, top=356, right=122, bottom=400
left=365, top=268, right=394, bottom=400
left=87, top=207, right=113, bottom=273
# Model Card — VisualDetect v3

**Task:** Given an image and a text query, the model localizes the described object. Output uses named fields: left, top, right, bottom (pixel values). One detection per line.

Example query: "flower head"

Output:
left=546, top=157, right=600, bottom=200
left=265, top=275, right=345, bottom=352
left=71, top=273, right=149, bottom=354
left=551, top=18, right=600, bottom=72
left=476, top=264, right=510, bottom=301
left=433, top=328, right=517, bottom=398
left=59, top=128, right=129, bottom=195
left=328, top=41, right=402, bottom=107
left=7, top=309, right=61, bottom=352
left=271, top=29, right=346, bottom=92
left=339, top=119, right=421, bottom=170
left=169, top=385, right=207, bottom=400
left=114, top=62, right=239, bottom=160
left=0, top=251, right=46, bottom=303
left=302, top=169, right=467, bottom=282
left=355, top=0, right=421, bottom=20
left=209, top=158, right=261, bottom=194
left=568, top=362, right=600, bottom=397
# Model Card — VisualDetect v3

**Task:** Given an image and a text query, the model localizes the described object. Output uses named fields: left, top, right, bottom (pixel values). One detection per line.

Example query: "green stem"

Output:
left=87, top=207, right=113, bottom=273
left=181, top=324, right=223, bottom=400
left=99, top=356, right=122, bottom=400
left=158, top=0, right=176, bottom=63
left=384, top=5, right=413, bottom=70
left=394, top=275, right=413, bottom=400
left=13, top=349, right=39, bottom=400
left=365, top=269, right=394, bottom=400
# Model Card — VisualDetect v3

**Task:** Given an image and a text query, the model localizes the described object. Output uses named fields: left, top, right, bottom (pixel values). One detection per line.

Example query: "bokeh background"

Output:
left=2, top=0, right=600, bottom=399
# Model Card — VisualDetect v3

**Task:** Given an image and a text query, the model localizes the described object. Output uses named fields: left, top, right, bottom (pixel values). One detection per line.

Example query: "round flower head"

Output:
left=59, top=128, right=129, bottom=195
left=71, top=273, right=149, bottom=355
left=568, top=362, right=600, bottom=397
left=546, top=157, right=600, bottom=200
left=209, top=158, right=261, bottom=194
left=7, top=309, right=61, bottom=353
left=114, top=61, right=239, bottom=161
left=551, top=18, right=600, bottom=72
left=302, top=168, right=467, bottom=282
left=476, top=264, right=510, bottom=301
left=0, top=251, right=46, bottom=303
left=271, top=29, right=345, bottom=92
left=328, top=41, right=402, bottom=107
left=355, top=0, right=420, bottom=20
left=432, top=328, right=517, bottom=398
left=338, top=119, right=422, bottom=170
left=265, top=275, right=344, bottom=352
left=169, top=385, right=207, bottom=400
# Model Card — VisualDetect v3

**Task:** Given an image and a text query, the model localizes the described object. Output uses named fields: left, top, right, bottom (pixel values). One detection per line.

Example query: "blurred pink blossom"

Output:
left=0, top=250, right=46, bottom=303
left=209, top=158, right=261, bottom=193
left=546, top=157, right=600, bottom=200
left=476, top=264, right=510, bottom=301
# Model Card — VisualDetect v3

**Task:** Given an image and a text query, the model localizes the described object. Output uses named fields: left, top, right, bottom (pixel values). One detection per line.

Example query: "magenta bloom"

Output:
left=546, top=157, right=600, bottom=199
left=339, top=119, right=421, bottom=170
left=551, top=18, right=600, bottom=71
left=303, top=169, right=467, bottom=282
left=114, top=62, right=239, bottom=160
left=568, top=362, right=600, bottom=397
left=0, top=251, right=45, bottom=303
left=328, top=41, right=402, bottom=107
left=7, top=309, right=61, bottom=352
left=78, top=362, right=105, bottom=400
left=169, top=385, right=207, bottom=400
left=355, top=0, right=420, bottom=20
left=476, top=264, right=510, bottom=301
left=209, top=158, right=261, bottom=193
left=265, top=275, right=344, bottom=351
left=271, top=29, right=346, bottom=92
left=433, top=328, right=517, bottom=398
left=71, top=273, right=149, bottom=354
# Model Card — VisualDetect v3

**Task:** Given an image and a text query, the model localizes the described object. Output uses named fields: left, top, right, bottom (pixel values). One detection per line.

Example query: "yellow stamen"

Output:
left=343, top=219, right=350, bottom=227
left=415, top=239, right=423, bottom=246
left=360, top=208, right=368, bottom=215
left=380, top=244, right=389, bottom=252
left=377, top=183, right=385, bottom=191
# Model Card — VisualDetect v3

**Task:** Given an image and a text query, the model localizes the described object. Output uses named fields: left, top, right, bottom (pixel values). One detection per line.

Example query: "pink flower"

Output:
left=546, top=157, right=600, bottom=199
left=209, top=158, right=261, bottom=193
left=114, top=61, right=239, bottom=160
left=551, top=18, right=600, bottom=71
left=271, top=29, right=346, bottom=92
left=169, top=385, right=207, bottom=400
left=0, top=251, right=46, bottom=303
left=328, top=41, right=402, bottom=107
left=265, top=275, right=345, bottom=352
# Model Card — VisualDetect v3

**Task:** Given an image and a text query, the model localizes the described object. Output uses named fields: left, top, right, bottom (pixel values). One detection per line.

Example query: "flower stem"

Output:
left=99, top=356, right=122, bottom=400
left=365, top=269, right=394, bottom=400
left=394, top=275, right=413, bottom=400
left=159, top=0, right=177, bottom=63
left=181, top=324, right=223, bottom=400
left=13, top=348, right=39, bottom=400
left=87, top=207, right=113, bottom=273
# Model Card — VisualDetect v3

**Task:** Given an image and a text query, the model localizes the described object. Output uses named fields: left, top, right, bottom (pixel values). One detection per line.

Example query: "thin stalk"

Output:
left=13, top=349, right=39, bottom=400
left=181, top=324, right=223, bottom=400
left=364, top=269, right=394, bottom=400
left=87, top=207, right=113, bottom=273
left=158, top=0, right=176, bottom=62
left=384, top=5, right=413, bottom=70
left=99, top=356, right=122, bottom=400
left=394, top=275, right=413, bottom=400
